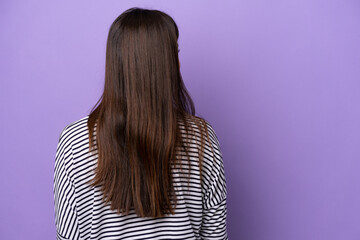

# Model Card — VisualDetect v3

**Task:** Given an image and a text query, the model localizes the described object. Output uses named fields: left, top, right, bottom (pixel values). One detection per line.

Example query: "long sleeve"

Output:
left=200, top=123, right=228, bottom=240
left=54, top=127, right=81, bottom=240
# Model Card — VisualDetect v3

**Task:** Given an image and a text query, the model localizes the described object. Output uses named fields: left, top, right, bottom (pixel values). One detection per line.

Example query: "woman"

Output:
left=54, top=7, right=227, bottom=240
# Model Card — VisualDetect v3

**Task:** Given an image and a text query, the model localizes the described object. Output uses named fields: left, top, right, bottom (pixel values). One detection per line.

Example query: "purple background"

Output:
left=1, top=0, right=359, bottom=239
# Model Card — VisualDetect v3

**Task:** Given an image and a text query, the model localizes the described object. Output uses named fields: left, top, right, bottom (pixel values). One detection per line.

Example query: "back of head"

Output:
left=87, top=7, right=207, bottom=218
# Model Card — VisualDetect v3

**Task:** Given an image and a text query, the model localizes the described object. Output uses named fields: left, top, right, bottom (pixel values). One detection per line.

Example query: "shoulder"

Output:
left=187, top=115, right=222, bottom=161
left=182, top=115, right=220, bottom=147
left=55, top=116, right=90, bottom=180
left=57, top=116, right=90, bottom=153
left=178, top=115, right=222, bottom=165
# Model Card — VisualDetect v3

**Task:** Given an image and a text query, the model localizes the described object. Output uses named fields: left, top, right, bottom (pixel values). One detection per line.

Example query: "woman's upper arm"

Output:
left=200, top=122, right=228, bottom=240
left=54, top=127, right=81, bottom=240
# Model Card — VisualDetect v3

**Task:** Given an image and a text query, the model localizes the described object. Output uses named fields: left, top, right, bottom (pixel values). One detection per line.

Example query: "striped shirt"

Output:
left=54, top=115, right=227, bottom=240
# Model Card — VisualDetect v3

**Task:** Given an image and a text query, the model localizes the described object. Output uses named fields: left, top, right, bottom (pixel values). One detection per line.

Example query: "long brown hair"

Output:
left=87, top=7, right=208, bottom=218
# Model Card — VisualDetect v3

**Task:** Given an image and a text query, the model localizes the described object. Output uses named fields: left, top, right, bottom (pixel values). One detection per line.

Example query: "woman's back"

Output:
left=54, top=7, right=227, bottom=240
left=54, top=115, right=227, bottom=239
